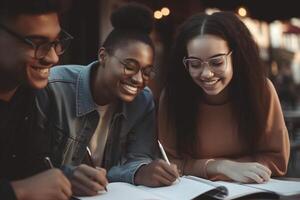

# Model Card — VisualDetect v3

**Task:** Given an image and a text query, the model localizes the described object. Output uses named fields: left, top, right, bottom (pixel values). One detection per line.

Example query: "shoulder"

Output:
left=266, top=78, right=276, bottom=93
left=36, top=65, right=85, bottom=108
left=265, top=78, right=280, bottom=101
left=134, top=87, right=154, bottom=104
left=48, top=64, right=86, bottom=84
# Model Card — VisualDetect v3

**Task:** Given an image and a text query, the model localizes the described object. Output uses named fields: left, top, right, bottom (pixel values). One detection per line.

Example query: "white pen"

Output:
left=86, top=146, right=108, bottom=192
left=158, top=140, right=170, bottom=165
left=158, top=140, right=180, bottom=183
left=44, top=156, right=54, bottom=168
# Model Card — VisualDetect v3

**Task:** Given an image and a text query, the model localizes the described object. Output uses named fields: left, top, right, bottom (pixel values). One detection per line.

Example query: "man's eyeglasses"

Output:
left=183, top=51, right=232, bottom=75
left=0, top=23, right=73, bottom=59
left=112, top=55, right=156, bottom=81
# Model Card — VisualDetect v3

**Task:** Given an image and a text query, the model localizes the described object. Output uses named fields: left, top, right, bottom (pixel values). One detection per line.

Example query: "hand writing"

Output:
left=134, top=159, right=179, bottom=187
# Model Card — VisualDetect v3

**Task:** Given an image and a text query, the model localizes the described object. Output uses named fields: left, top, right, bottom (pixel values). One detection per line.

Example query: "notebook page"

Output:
left=216, top=181, right=266, bottom=200
left=138, top=177, right=216, bottom=200
left=78, top=182, right=161, bottom=200
left=245, top=178, right=300, bottom=196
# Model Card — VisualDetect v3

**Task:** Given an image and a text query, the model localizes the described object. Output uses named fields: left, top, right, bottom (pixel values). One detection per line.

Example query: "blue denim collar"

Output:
left=76, top=61, right=98, bottom=117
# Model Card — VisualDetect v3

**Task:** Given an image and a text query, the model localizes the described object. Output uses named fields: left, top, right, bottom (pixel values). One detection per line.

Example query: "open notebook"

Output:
left=78, top=176, right=300, bottom=200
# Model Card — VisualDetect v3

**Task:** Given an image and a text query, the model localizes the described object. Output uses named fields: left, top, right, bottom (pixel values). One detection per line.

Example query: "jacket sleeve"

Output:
left=0, top=180, right=17, bottom=200
left=107, top=89, right=158, bottom=184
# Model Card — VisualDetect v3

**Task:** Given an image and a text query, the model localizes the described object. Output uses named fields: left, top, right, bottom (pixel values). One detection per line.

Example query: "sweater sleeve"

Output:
left=231, top=80, right=290, bottom=176
left=210, top=80, right=289, bottom=180
left=0, top=180, right=17, bottom=200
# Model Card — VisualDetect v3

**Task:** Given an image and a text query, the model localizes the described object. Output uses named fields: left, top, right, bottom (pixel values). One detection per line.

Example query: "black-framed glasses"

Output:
left=112, top=55, right=156, bottom=80
left=183, top=51, right=232, bottom=75
left=0, top=23, right=73, bottom=59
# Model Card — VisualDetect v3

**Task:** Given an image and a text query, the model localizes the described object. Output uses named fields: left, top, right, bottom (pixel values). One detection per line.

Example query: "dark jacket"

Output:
left=0, top=86, right=50, bottom=199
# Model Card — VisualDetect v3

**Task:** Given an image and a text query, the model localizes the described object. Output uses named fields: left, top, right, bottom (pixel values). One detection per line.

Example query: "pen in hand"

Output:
left=44, top=156, right=54, bottom=169
left=86, top=146, right=108, bottom=192
left=86, top=146, right=96, bottom=167
left=158, top=140, right=180, bottom=183
left=44, top=157, right=81, bottom=200
left=158, top=140, right=170, bottom=165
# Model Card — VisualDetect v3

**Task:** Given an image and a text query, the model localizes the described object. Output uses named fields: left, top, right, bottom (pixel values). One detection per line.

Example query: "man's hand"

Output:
left=134, top=159, right=179, bottom=187
left=70, top=164, right=108, bottom=196
left=11, top=169, right=72, bottom=200
left=210, top=160, right=271, bottom=183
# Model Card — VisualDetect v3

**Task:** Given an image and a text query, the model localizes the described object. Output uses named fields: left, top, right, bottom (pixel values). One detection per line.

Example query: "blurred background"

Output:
left=59, top=0, right=300, bottom=177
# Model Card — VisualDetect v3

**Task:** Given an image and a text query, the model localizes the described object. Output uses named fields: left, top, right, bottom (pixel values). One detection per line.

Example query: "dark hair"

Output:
left=102, top=3, right=154, bottom=55
left=0, top=0, right=70, bottom=22
left=165, top=11, right=269, bottom=156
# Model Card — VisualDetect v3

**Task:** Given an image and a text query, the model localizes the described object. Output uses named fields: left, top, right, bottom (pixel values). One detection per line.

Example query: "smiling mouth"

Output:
left=201, top=79, right=219, bottom=86
left=31, top=67, right=49, bottom=74
left=121, top=83, right=139, bottom=95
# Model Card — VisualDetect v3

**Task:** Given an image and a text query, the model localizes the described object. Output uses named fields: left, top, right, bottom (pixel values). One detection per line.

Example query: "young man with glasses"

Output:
left=36, top=3, right=179, bottom=197
left=0, top=0, right=74, bottom=199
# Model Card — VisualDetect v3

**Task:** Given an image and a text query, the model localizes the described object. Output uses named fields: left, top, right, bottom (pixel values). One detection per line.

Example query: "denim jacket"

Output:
left=36, top=61, right=157, bottom=184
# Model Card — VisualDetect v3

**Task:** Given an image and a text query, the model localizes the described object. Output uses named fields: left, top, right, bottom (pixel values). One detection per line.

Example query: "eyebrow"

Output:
left=187, top=53, right=228, bottom=60
left=25, top=35, right=50, bottom=41
left=123, top=58, right=153, bottom=68
left=25, top=29, right=63, bottom=42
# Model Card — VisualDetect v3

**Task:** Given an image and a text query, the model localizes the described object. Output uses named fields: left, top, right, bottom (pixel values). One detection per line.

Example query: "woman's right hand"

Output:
left=208, top=160, right=272, bottom=183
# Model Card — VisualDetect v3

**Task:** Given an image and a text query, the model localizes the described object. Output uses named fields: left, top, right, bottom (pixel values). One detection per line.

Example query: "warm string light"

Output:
left=154, top=10, right=163, bottom=19
left=238, top=6, right=247, bottom=17
left=154, top=7, right=170, bottom=20
left=161, top=7, right=170, bottom=16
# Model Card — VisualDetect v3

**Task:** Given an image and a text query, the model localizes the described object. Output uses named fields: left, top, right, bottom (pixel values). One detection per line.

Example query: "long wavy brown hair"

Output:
left=164, top=12, right=269, bottom=156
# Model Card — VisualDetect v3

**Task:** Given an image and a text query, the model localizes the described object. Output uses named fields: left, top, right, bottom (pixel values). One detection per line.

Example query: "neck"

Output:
left=0, top=86, right=19, bottom=102
left=91, top=64, right=116, bottom=106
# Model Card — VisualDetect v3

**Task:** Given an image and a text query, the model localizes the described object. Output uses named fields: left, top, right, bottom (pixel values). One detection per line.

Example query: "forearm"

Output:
left=169, top=157, right=215, bottom=178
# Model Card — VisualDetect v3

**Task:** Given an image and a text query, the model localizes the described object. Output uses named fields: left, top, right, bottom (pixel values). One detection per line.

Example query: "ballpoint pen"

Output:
left=158, top=140, right=180, bottom=183
left=43, top=157, right=81, bottom=200
left=86, top=146, right=108, bottom=192
left=86, top=146, right=96, bottom=167
left=158, top=140, right=170, bottom=165
left=44, top=156, right=54, bottom=168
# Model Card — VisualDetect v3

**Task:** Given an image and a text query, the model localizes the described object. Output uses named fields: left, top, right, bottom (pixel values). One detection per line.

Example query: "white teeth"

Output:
left=123, top=84, right=137, bottom=93
left=33, top=67, right=49, bottom=74
left=203, top=79, right=218, bottom=86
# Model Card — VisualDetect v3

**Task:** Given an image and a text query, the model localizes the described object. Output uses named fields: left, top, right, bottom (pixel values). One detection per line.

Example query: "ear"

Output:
left=98, top=47, right=106, bottom=63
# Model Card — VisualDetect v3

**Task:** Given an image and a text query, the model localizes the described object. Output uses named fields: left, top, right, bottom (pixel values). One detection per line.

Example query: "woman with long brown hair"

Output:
left=159, top=11, right=290, bottom=183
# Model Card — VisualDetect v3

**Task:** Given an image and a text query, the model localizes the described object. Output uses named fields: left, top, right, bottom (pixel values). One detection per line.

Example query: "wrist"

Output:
left=217, top=160, right=234, bottom=175
left=134, top=165, right=146, bottom=185
left=207, top=160, right=231, bottom=176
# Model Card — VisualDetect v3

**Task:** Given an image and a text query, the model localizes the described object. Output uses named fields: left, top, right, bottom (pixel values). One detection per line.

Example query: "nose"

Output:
left=42, top=47, right=59, bottom=65
left=131, top=70, right=144, bottom=85
left=200, top=64, right=214, bottom=78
